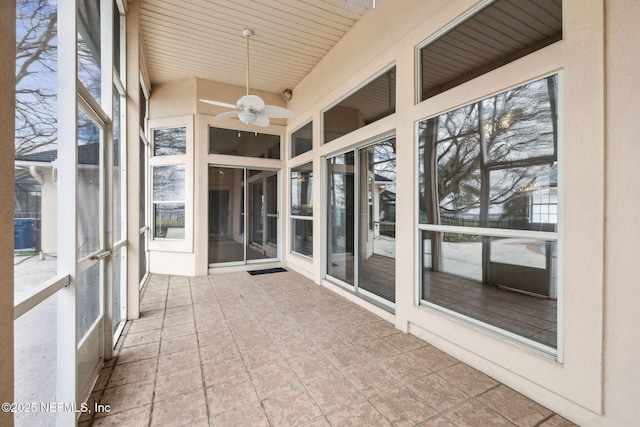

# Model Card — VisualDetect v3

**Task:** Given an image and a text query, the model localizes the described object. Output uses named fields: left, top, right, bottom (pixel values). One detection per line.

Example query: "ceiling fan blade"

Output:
left=239, top=94, right=265, bottom=111
left=253, top=113, right=270, bottom=127
left=262, top=105, right=295, bottom=119
left=199, top=99, right=238, bottom=109
left=215, top=110, right=240, bottom=120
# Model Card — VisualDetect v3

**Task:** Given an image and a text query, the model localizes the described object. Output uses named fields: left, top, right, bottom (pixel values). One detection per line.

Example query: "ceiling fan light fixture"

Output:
left=238, top=111, right=257, bottom=124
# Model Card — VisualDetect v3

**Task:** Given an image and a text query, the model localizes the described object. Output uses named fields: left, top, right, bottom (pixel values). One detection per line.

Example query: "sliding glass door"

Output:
left=326, top=137, right=396, bottom=309
left=209, top=166, right=279, bottom=266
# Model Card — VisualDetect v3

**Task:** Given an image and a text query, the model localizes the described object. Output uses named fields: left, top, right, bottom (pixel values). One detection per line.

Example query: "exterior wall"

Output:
left=0, top=1, right=15, bottom=424
left=602, top=0, right=640, bottom=425
left=283, top=0, right=616, bottom=425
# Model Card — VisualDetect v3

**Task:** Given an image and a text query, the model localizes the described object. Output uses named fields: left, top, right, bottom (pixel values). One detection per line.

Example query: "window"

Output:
left=418, top=75, right=559, bottom=352
left=419, top=0, right=562, bottom=101
left=291, top=121, right=313, bottom=158
left=210, top=127, right=280, bottom=159
left=324, top=67, right=396, bottom=144
left=153, top=126, right=186, bottom=156
left=291, top=162, right=313, bottom=257
left=152, top=165, right=185, bottom=239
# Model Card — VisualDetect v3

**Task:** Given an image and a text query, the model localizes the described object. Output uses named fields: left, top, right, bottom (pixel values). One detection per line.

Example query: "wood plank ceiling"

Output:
left=139, top=0, right=377, bottom=94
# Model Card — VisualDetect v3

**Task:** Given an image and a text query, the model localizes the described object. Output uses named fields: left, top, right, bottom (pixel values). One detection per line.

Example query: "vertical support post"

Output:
left=0, top=2, right=16, bottom=425
left=57, top=0, right=79, bottom=424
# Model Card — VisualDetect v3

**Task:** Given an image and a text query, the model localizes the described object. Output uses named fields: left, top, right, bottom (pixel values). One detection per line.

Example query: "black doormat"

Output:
left=248, top=267, right=287, bottom=276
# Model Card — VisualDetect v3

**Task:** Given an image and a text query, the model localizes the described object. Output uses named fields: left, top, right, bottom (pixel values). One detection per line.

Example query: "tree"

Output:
left=15, top=0, right=58, bottom=157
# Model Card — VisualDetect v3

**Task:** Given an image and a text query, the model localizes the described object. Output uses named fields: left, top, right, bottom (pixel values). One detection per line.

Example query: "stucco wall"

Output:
left=0, top=1, right=15, bottom=425
left=602, top=0, right=640, bottom=425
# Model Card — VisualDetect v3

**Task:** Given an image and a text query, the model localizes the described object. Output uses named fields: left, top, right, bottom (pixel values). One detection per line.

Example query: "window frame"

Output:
left=148, top=116, right=194, bottom=253
left=415, top=72, right=562, bottom=358
left=290, top=161, right=314, bottom=259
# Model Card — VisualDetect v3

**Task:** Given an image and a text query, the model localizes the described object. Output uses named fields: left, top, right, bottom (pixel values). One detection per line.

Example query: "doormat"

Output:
left=248, top=267, right=287, bottom=276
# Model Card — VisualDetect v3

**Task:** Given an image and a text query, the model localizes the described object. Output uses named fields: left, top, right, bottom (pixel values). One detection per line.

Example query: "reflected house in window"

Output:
left=14, top=142, right=106, bottom=255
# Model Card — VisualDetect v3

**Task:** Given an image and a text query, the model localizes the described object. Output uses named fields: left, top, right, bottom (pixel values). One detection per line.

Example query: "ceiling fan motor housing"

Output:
left=238, top=110, right=257, bottom=124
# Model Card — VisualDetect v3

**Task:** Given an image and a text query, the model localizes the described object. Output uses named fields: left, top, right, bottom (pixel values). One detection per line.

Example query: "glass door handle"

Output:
left=89, top=249, right=112, bottom=261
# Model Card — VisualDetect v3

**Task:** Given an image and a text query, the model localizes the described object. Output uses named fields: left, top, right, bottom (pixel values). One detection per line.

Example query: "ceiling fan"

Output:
left=199, top=28, right=294, bottom=127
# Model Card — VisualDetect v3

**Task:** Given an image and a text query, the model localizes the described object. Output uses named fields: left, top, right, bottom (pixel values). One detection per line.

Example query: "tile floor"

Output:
left=82, top=271, right=576, bottom=427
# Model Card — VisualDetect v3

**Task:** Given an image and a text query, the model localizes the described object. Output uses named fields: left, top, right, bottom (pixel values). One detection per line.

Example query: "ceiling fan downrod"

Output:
left=243, top=28, right=253, bottom=97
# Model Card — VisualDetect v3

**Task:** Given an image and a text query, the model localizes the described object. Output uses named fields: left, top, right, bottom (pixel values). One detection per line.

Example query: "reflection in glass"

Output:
left=113, top=86, right=123, bottom=241
left=324, top=67, right=396, bottom=144
left=418, top=75, right=558, bottom=232
left=153, top=165, right=185, bottom=201
left=422, top=231, right=557, bottom=348
left=419, top=0, right=562, bottom=100
left=291, top=162, right=313, bottom=258
left=112, top=248, right=123, bottom=334
left=210, top=127, right=280, bottom=159
left=291, top=163, right=313, bottom=216
left=78, top=107, right=102, bottom=258
left=208, top=167, right=278, bottom=264
left=153, top=127, right=187, bottom=156
left=267, top=174, right=278, bottom=245
left=152, top=164, right=185, bottom=238
left=291, top=121, right=313, bottom=157
left=78, top=1, right=101, bottom=101
left=418, top=75, right=559, bottom=349
left=359, top=140, right=396, bottom=302
left=292, top=219, right=313, bottom=257
left=77, top=261, right=102, bottom=343
left=209, top=167, right=244, bottom=264
left=327, top=152, right=355, bottom=285
left=153, top=204, right=185, bottom=239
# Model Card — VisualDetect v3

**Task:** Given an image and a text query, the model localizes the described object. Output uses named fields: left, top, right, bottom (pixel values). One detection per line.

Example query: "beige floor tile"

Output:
left=127, top=317, right=164, bottom=334
left=97, top=380, right=154, bottom=417
left=384, top=331, right=429, bottom=352
left=154, top=365, right=204, bottom=402
left=443, top=399, right=514, bottom=426
left=210, top=402, right=270, bottom=427
left=306, top=375, right=366, bottom=414
left=262, top=387, right=324, bottom=427
left=343, top=363, right=403, bottom=397
left=478, top=385, right=553, bottom=426
left=161, top=322, right=196, bottom=339
left=159, top=333, right=198, bottom=355
left=407, top=373, right=470, bottom=412
left=157, top=347, right=200, bottom=374
left=122, top=329, right=162, bottom=348
left=438, top=363, right=499, bottom=396
left=289, top=355, right=343, bottom=384
left=150, top=389, right=208, bottom=427
left=115, top=341, right=160, bottom=365
left=108, top=359, right=157, bottom=388
left=88, top=271, right=571, bottom=426
left=206, top=375, right=259, bottom=415
left=370, top=386, right=438, bottom=427
left=327, top=401, right=392, bottom=427
left=354, top=338, right=402, bottom=361
left=378, top=353, right=433, bottom=381
left=249, top=364, right=302, bottom=399
left=539, top=414, right=580, bottom=426
left=202, top=356, right=249, bottom=386
left=408, top=346, right=459, bottom=372
left=417, top=416, right=457, bottom=427
left=91, top=404, right=152, bottom=427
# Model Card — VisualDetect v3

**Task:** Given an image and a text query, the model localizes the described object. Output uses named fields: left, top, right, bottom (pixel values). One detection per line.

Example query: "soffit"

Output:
left=139, top=0, right=377, bottom=94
